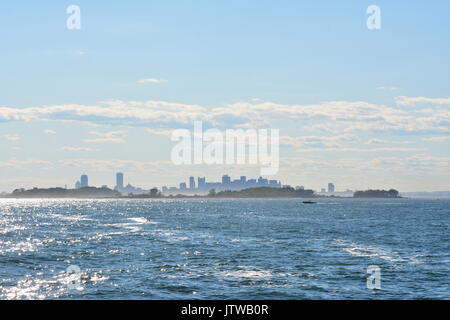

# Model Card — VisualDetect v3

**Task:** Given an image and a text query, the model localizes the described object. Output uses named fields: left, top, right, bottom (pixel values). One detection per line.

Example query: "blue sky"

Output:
left=1, top=0, right=449, bottom=192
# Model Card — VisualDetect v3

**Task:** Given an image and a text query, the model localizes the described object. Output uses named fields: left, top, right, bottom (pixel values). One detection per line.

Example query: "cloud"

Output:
left=423, top=136, right=450, bottom=142
left=377, top=86, right=399, bottom=91
left=395, top=96, right=450, bottom=106
left=137, top=78, right=168, bottom=84
left=0, top=159, right=52, bottom=168
left=296, top=147, right=424, bottom=153
left=145, top=128, right=174, bottom=137
left=84, top=130, right=127, bottom=144
left=1, top=97, right=449, bottom=135
left=365, top=138, right=415, bottom=145
left=59, top=147, right=96, bottom=152
left=43, top=129, right=57, bottom=135
left=281, top=134, right=356, bottom=148
left=2, top=134, right=20, bottom=141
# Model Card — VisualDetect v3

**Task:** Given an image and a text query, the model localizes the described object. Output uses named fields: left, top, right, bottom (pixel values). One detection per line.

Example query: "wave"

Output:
left=333, top=239, right=425, bottom=264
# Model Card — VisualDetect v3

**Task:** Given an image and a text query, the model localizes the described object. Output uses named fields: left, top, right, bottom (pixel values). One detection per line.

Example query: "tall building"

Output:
left=240, top=176, right=246, bottom=184
left=179, top=182, right=187, bottom=190
left=257, top=176, right=268, bottom=186
left=189, top=176, right=195, bottom=189
left=198, top=177, right=206, bottom=189
left=328, top=183, right=335, bottom=193
left=116, top=172, right=124, bottom=190
left=80, top=174, right=88, bottom=188
left=222, top=174, right=231, bottom=185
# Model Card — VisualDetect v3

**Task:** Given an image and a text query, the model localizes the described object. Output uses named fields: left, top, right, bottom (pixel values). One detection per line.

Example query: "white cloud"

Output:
left=145, top=128, right=174, bottom=137
left=137, top=78, right=168, bottom=84
left=365, top=138, right=415, bottom=145
left=281, top=134, right=356, bottom=148
left=84, top=130, right=127, bottom=144
left=59, top=147, right=96, bottom=152
left=2, top=134, right=20, bottom=141
left=395, top=96, right=450, bottom=106
left=43, top=129, right=57, bottom=135
left=295, top=147, right=424, bottom=153
left=423, top=136, right=450, bottom=142
left=0, top=159, right=52, bottom=168
left=1, top=97, right=449, bottom=136
left=377, top=86, right=399, bottom=91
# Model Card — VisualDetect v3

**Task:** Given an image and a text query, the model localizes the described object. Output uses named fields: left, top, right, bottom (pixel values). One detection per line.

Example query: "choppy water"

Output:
left=0, top=198, right=449, bottom=299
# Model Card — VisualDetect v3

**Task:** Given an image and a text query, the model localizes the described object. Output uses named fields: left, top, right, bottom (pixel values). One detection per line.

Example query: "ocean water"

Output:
left=0, top=198, right=449, bottom=300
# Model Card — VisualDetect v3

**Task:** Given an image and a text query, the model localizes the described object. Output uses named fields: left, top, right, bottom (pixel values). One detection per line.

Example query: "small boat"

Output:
left=303, top=200, right=316, bottom=204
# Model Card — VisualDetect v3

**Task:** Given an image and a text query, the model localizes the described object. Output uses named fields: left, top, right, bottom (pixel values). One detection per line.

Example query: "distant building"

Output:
left=269, top=180, right=281, bottom=187
left=328, top=183, right=335, bottom=193
left=80, top=175, right=88, bottom=188
left=162, top=174, right=283, bottom=195
left=113, top=172, right=148, bottom=195
left=75, top=181, right=81, bottom=189
left=321, top=188, right=326, bottom=193
left=189, top=176, right=195, bottom=189
left=116, top=172, right=124, bottom=190
left=198, top=177, right=206, bottom=190
left=222, top=174, right=231, bottom=185
left=258, top=177, right=268, bottom=186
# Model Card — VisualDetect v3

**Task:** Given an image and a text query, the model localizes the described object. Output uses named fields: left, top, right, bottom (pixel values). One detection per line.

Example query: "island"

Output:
left=353, top=189, right=400, bottom=198
left=1, top=187, right=402, bottom=199
left=2, top=186, right=315, bottom=199
left=5, top=187, right=121, bottom=199
left=206, top=187, right=315, bottom=198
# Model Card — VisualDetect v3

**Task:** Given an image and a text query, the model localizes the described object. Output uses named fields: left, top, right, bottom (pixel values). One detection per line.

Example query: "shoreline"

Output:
left=0, top=195, right=405, bottom=200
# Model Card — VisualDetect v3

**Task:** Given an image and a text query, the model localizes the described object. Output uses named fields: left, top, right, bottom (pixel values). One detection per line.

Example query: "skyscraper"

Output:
left=116, top=172, right=124, bottom=190
left=258, top=176, right=268, bottom=186
left=80, top=174, right=88, bottom=188
left=328, top=183, right=335, bottom=193
left=189, top=176, right=195, bottom=189
left=198, top=177, right=206, bottom=190
left=222, top=174, right=231, bottom=185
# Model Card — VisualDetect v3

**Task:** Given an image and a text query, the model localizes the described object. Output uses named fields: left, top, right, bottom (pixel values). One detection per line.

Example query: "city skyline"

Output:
left=68, top=172, right=345, bottom=196
left=1, top=1, right=449, bottom=192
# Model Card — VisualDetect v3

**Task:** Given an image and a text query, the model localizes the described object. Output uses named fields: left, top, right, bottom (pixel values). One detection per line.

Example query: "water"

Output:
left=0, top=198, right=449, bottom=299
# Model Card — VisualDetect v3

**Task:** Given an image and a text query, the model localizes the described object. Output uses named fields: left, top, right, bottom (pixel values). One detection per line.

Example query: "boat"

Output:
left=302, top=200, right=316, bottom=204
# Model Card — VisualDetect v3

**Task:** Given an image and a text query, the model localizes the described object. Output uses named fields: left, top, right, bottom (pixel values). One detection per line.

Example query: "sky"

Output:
left=0, top=0, right=449, bottom=192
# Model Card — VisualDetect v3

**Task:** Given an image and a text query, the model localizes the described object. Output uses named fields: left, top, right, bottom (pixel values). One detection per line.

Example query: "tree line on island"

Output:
left=3, top=186, right=400, bottom=199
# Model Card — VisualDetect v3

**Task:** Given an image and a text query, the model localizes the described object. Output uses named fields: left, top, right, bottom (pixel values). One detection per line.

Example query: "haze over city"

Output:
left=1, top=1, right=449, bottom=192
